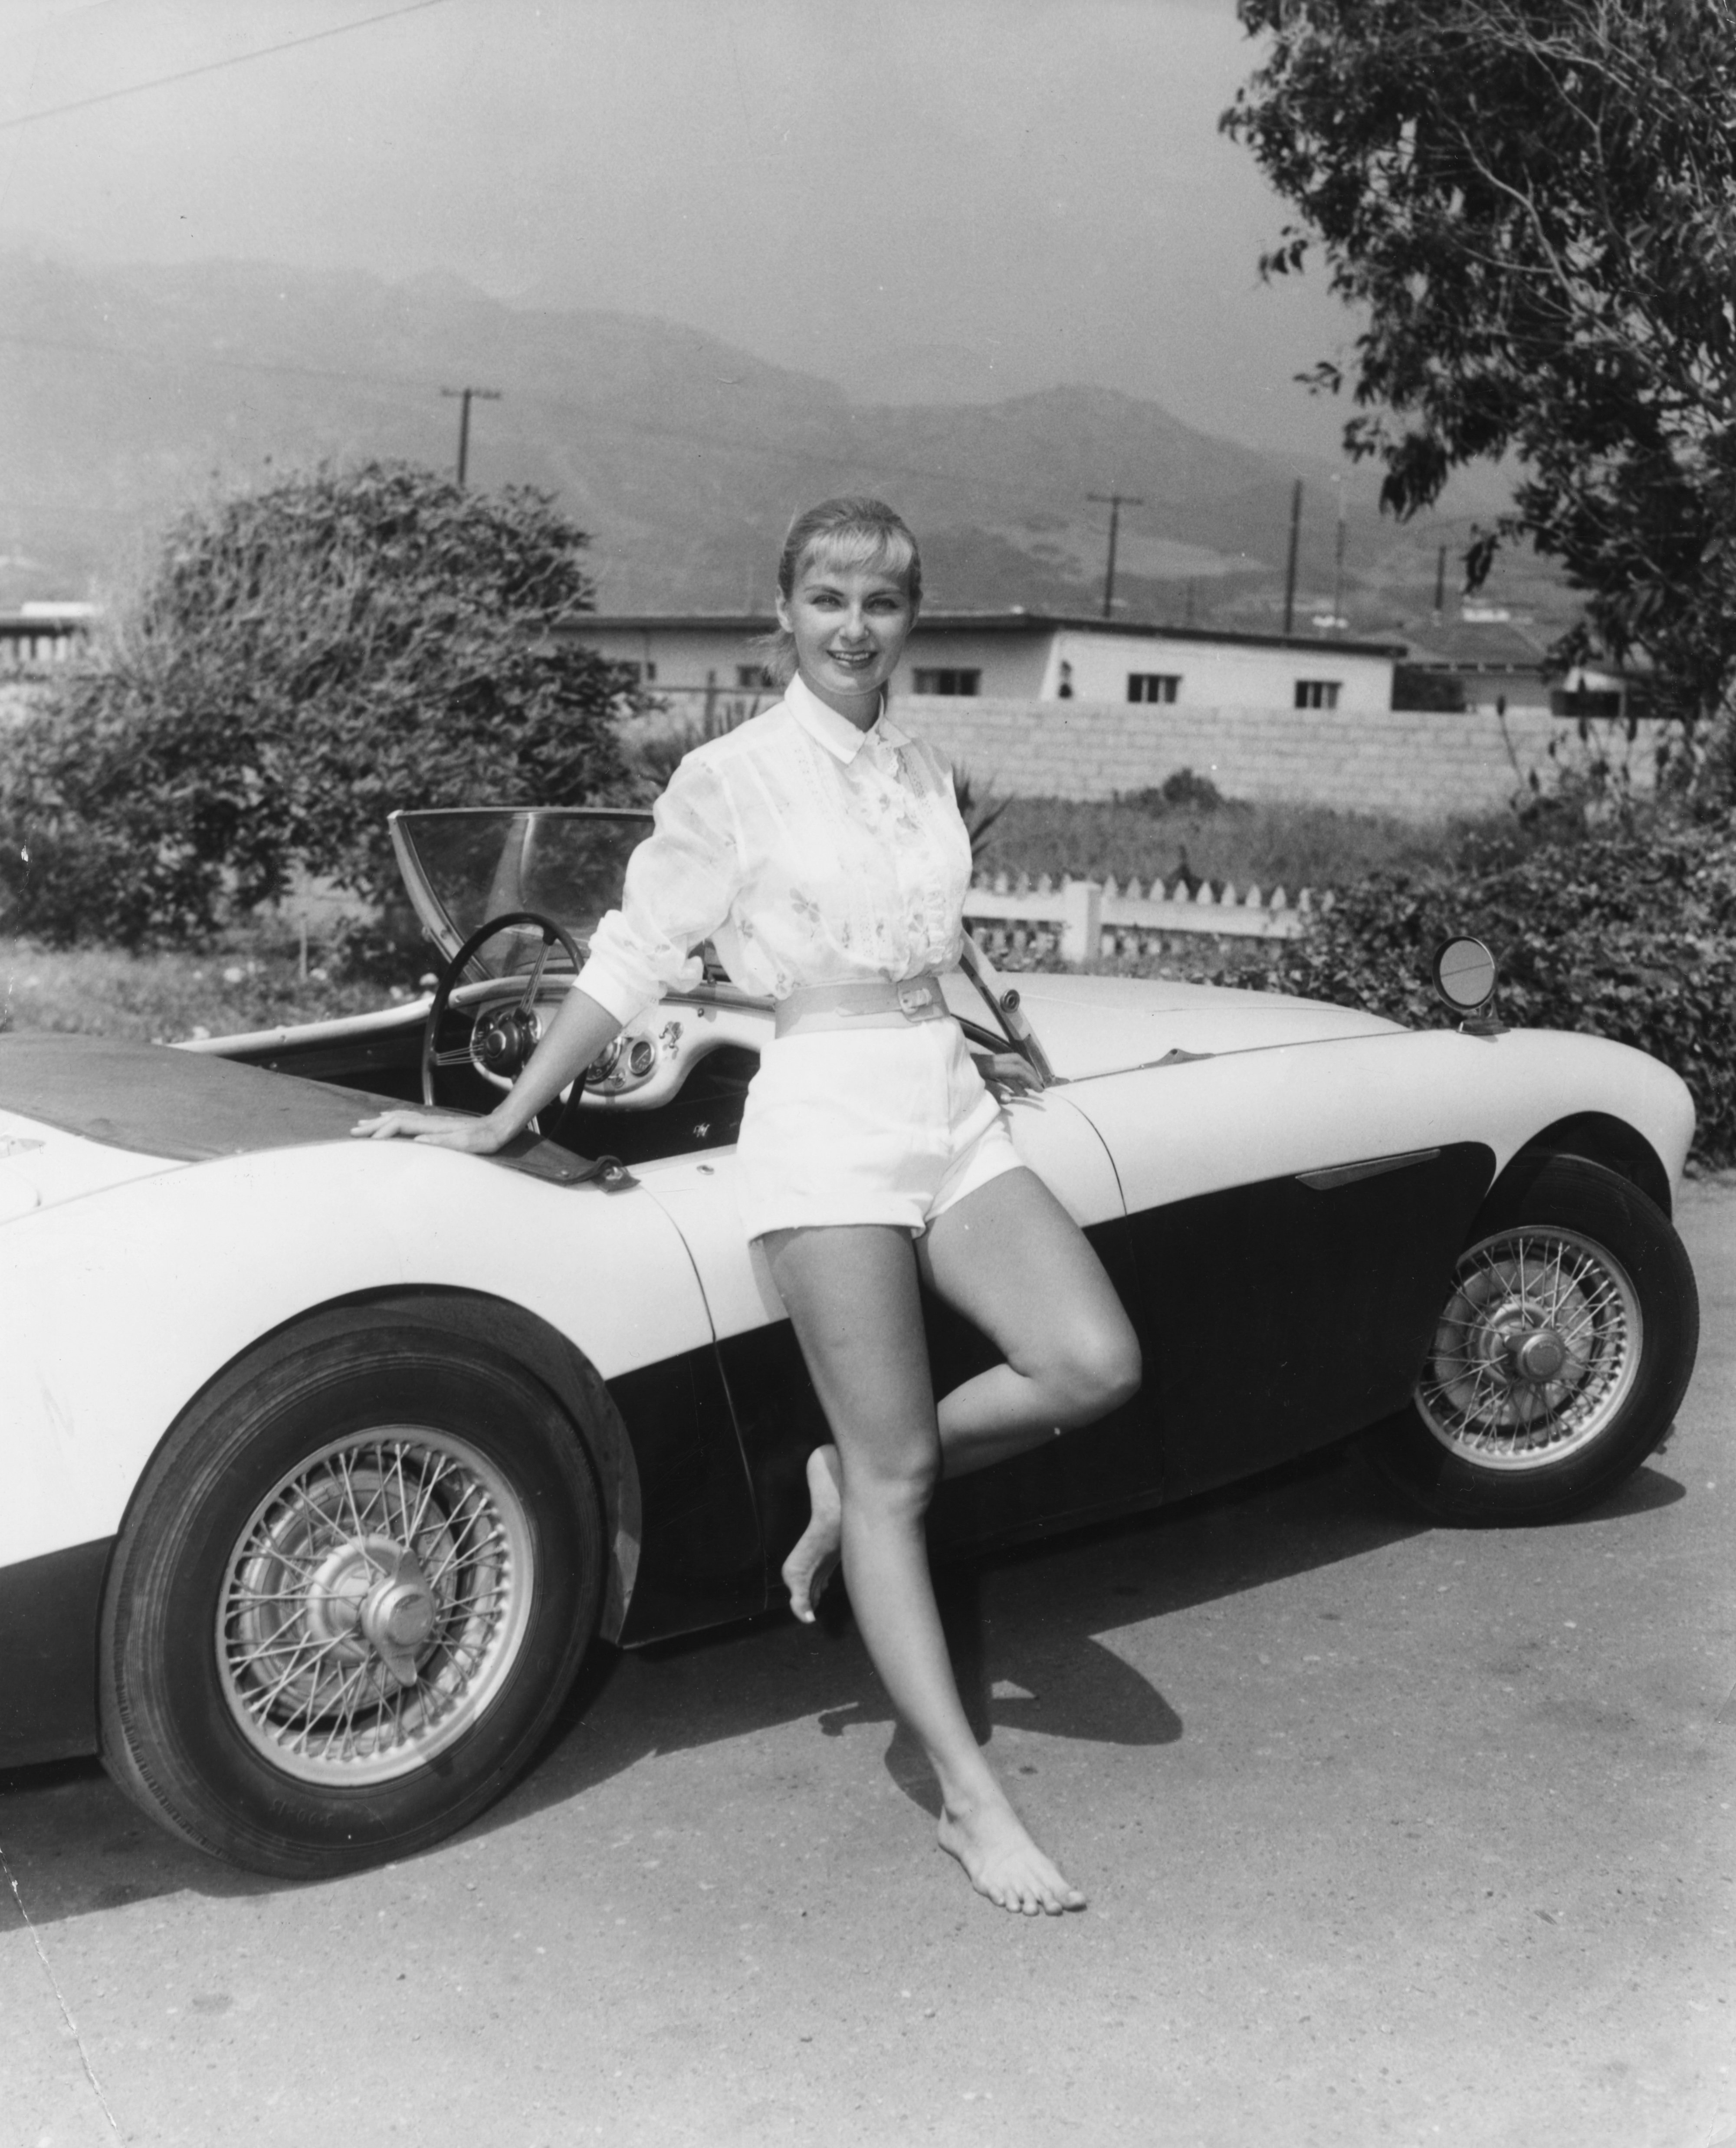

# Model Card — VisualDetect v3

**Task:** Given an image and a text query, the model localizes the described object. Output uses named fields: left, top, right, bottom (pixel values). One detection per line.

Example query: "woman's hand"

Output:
left=350, top=987, right=626, bottom=1158
left=349, top=1109, right=511, bottom=1155
left=973, top=1050, right=1041, bottom=1100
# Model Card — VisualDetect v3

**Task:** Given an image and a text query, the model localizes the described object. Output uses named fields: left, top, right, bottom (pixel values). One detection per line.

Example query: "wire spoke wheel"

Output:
left=100, top=1316, right=608, bottom=1876
left=1367, top=1156, right=1698, bottom=1524
left=1415, top=1225, right=1642, bottom=1471
left=217, top=1427, right=535, bottom=1785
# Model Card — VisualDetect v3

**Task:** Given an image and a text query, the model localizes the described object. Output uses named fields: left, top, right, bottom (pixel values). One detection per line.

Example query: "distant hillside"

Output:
left=0, top=250, right=1570, bottom=638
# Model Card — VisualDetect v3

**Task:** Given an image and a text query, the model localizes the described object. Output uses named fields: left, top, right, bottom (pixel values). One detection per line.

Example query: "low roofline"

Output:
left=557, top=609, right=1408, bottom=660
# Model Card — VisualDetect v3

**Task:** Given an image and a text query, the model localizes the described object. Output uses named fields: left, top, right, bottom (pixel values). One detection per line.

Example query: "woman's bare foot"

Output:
left=781, top=1445, right=843, bottom=1623
left=937, top=1795, right=1086, bottom=1915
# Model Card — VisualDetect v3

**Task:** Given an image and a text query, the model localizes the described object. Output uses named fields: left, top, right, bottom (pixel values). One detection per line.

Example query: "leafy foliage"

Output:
left=0, top=462, right=640, bottom=946
left=950, top=766, right=1009, bottom=860
left=618, top=691, right=763, bottom=796
left=1271, top=810, right=1736, bottom=1163
left=1223, top=0, right=1736, bottom=745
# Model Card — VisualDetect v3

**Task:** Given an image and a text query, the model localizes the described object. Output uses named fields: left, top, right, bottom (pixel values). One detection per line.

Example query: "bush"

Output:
left=0, top=462, right=642, bottom=946
left=1116, top=768, right=1232, bottom=814
left=1271, top=808, right=1736, bottom=1165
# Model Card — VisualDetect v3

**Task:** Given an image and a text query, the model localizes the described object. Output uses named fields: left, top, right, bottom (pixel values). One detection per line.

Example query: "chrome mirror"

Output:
left=1431, top=936, right=1503, bottom=1033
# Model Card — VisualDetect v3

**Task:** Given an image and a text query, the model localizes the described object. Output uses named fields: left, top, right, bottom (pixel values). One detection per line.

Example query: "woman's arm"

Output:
left=350, top=986, right=623, bottom=1153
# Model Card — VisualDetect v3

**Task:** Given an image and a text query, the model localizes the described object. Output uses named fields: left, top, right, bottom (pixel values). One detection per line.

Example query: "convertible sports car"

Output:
left=0, top=806, right=1700, bottom=1878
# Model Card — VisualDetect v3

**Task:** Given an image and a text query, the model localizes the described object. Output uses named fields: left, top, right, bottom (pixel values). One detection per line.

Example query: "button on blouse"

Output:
left=574, top=674, right=974, bottom=1027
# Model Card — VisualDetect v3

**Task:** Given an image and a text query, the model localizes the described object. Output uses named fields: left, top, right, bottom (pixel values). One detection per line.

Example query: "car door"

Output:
left=634, top=1080, right=1161, bottom=1583
left=1060, top=1035, right=1496, bottom=1500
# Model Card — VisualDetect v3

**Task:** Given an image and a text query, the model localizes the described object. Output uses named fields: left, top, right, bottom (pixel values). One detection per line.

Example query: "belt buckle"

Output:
left=896, top=977, right=943, bottom=1023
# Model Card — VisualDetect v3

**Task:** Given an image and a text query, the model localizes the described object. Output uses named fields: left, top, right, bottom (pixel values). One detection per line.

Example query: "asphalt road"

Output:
left=4, top=1182, right=1733, bottom=2148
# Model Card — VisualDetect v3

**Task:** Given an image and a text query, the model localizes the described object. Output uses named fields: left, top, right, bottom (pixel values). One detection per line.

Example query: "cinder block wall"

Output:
left=897, top=698, right=1659, bottom=816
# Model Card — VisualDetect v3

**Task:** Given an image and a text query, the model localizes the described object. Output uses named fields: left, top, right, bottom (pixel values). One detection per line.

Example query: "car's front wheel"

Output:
left=99, top=1314, right=606, bottom=1878
left=1366, top=1154, right=1699, bottom=1523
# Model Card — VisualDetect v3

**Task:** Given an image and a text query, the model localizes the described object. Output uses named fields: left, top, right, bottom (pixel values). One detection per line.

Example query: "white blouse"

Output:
left=574, top=674, right=973, bottom=1027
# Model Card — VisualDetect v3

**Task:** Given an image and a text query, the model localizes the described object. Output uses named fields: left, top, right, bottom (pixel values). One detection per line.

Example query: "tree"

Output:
left=0, top=462, right=640, bottom=945
left=1222, top=0, right=1736, bottom=756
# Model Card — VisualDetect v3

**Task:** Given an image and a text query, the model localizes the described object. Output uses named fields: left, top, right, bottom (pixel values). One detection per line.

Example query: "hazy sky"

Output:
left=0, top=0, right=1363, bottom=454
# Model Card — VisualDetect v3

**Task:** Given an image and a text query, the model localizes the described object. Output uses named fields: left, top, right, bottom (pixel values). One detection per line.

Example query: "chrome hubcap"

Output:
left=217, top=1429, right=535, bottom=1784
left=1414, top=1226, right=1642, bottom=1469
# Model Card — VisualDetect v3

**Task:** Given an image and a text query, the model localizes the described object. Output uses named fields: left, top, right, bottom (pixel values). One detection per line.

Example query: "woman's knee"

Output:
left=1044, top=1320, right=1143, bottom=1425
left=837, top=1429, right=942, bottom=1514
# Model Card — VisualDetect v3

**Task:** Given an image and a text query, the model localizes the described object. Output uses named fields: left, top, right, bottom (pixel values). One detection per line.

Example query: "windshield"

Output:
left=390, top=808, right=653, bottom=972
left=387, top=804, right=1027, bottom=1061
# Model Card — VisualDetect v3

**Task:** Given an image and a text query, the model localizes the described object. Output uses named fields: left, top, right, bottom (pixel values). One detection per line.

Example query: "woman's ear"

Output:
left=774, top=591, right=792, bottom=633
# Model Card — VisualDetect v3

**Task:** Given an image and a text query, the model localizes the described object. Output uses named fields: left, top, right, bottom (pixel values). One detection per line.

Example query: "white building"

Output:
left=564, top=610, right=1405, bottom=719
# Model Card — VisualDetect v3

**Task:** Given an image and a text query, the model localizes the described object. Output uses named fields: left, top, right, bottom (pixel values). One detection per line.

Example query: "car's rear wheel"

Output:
left=1365, top=1155, right=1698, bottom=1522
left=99, top=1317, right=605, bottom=1878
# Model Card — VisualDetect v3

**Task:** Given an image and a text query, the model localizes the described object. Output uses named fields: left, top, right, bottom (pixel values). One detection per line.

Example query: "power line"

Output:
left=0, top=326, right=447, bottom=395
left=0, top=0, right=456, bottom=132
left=0, top=325, right=1027, bottom=493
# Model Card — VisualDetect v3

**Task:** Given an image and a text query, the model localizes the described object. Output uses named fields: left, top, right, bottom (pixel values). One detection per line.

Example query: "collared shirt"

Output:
left=575, top=673, right=972, bottom=1025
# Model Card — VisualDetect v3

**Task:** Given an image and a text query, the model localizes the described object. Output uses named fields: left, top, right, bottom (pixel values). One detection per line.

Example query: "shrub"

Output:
left=951, top=766, right=1008, bottom=860
left=0, top=462, right=641, bottom=946
left=1114, top=768, right=1235, bottom=815
left=1271, top=809, right=1736, bottom=1165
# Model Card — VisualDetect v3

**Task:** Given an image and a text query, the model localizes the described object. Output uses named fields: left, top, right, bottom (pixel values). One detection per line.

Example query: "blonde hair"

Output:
left=756, top=497, right=923, bottom=686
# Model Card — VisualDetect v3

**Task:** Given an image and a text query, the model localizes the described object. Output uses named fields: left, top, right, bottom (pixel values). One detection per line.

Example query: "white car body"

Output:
left=0, top=809, right=1698, bottom=1836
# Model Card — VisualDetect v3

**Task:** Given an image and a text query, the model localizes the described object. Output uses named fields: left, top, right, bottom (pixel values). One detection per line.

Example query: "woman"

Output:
left=355, top=499, right=1142, bottom=1916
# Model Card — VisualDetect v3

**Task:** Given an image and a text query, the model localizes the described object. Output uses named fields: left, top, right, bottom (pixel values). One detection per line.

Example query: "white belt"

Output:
left=774, top=972, right=951, bottom=1039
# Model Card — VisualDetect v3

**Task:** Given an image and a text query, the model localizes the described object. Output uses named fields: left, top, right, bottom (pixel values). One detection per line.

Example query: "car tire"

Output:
left=1364, top=1154, right=1699, bottom=1524
left=98, top=1314, right=606, bottom=1879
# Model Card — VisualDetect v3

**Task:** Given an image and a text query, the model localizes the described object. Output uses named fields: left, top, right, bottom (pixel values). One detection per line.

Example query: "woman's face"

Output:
left=777, top=548, right=917, bottom=724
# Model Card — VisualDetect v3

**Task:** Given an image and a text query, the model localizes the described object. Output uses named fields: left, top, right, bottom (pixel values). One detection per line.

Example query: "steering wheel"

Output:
left=421, top=910, right=585, bottom=1111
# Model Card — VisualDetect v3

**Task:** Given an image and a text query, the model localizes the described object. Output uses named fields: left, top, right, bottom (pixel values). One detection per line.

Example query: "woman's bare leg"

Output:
left=922, top=1165, right=1143, bottom=1462
left=764, top=1222, right=1085, bottom=1915
left=781, top=1167, right=1141, bottom=1613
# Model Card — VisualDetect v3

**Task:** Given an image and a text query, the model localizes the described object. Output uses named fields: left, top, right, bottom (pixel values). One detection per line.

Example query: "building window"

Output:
left=736, top=664, right=774, bottom=689
left=1127, top=673, right=1180, bottom=704
left=619, top=660, right=656, bottom=684
left=912, top=668, right=981, bottom=696
left=1294, top=679, right=1341, bottom=709
left=1550, top=686, right=1624, bottom=720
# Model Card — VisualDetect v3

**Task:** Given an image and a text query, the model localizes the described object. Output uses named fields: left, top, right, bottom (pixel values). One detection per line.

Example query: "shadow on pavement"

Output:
left=0, top=1442, right=1687, bottom=1926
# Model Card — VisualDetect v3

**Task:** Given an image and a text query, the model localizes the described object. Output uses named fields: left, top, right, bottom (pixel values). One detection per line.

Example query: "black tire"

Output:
left=99, top=1312, right=606, bottom=1879
left=1365, top=1154, right=1699, bottom=1524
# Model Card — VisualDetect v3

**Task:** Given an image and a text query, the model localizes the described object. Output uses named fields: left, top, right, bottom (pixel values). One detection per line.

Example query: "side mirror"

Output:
left=1431, top=936, right=1505, bottom=1035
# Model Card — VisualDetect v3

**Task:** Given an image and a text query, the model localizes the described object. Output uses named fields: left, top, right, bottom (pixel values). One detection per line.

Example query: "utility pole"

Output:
left=1331, top=480, right=1347, bottom=629
left=1088, top=491, right=1144, bottom=620
left=1433, top=543, right=1448, bottom=621
left=441, top=385, right=502, bottom=486
left=1281, top=478, right=1303, bottom=637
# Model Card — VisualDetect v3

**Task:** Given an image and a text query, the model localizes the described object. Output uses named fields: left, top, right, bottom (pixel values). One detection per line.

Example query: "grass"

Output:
left=973, top=794, right=1470, bottom=897
left=0, top=796, right=1484, bottom=1040
left=0, top=930, right=400, bottom=1045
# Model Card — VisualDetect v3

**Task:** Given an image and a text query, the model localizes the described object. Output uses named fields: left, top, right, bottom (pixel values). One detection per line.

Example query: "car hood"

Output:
left=0, top=1035, right=593, bottom=1205
left=1014, top=973, right=1405, bottom=1080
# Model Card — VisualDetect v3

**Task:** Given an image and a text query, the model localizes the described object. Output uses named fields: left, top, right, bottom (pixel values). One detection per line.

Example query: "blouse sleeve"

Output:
left=573, top=753, right=742, bottom=1027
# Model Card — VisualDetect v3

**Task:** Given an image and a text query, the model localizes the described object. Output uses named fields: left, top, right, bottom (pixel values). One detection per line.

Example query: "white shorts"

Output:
left=734, top=1019, right=1026, bottom=1241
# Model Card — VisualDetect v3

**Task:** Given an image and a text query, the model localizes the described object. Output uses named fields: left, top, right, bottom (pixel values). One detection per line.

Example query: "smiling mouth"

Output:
left=829, top=649, right=875, bottom=667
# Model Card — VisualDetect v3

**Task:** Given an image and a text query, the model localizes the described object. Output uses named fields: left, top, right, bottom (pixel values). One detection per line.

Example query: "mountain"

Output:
left=0, top=250, right=1568, bottom=635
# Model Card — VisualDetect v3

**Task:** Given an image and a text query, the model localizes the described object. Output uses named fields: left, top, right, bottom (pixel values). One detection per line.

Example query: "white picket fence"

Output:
left=964, top=872, right=1334, bottom=963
